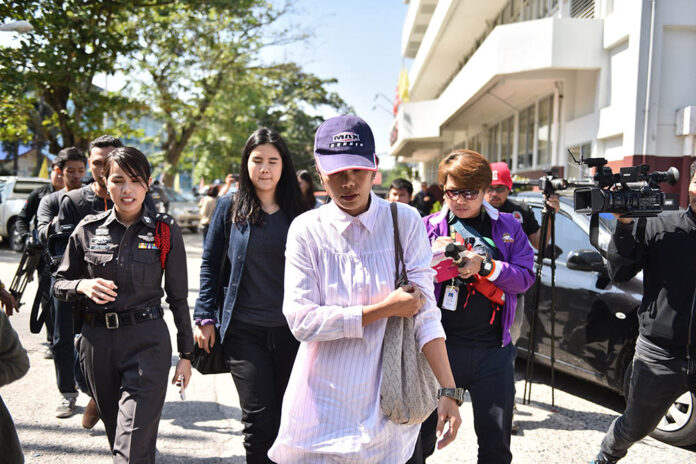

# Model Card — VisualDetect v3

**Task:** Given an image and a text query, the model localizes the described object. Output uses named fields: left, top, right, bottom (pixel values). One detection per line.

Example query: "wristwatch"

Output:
left=179, top=352, right=193, bottom=361
left=437, top=387, right=465, bottom=406
left=478, top=257, right=494, bottom=277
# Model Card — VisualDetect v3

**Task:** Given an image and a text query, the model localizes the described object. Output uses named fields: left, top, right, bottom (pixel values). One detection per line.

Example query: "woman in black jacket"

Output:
left=193, top=128, right=308, bottom=463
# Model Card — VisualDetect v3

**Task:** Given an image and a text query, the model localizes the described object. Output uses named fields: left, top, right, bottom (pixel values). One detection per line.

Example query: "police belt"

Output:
left=83, top=306, right=163, bottom=330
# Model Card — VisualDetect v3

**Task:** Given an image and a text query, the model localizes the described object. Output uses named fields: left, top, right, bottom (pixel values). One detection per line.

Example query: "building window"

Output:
left=517, top=105, right=534, bottom=169
left=487, top=125, right=499, bottom=162
left=501, top=116, right=514, bottom=167
left=537, top=95, right=553, bottom=166
left=570, top=0, right=595, bottom=19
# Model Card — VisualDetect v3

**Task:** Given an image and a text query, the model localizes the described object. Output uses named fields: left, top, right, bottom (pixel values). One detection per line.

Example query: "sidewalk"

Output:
left=0, top=234, right=693, bottom=463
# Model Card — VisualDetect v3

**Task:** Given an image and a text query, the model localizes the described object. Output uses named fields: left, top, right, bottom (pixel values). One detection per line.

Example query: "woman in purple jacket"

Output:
left=417, top=150, right=534, bottom=464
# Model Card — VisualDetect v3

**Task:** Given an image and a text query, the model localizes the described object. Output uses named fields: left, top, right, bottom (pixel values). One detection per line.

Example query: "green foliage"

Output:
left=1, top=1, right=349, bottom=185
left=380, top=162, right=416, bottom=188
left=129, top=0, right=348, bottom=185
left=0, top=1, right=147, bottom=152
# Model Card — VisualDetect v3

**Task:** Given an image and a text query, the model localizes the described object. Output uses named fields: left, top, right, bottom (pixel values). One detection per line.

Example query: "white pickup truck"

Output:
left=0, top=176, right=51, bottom=251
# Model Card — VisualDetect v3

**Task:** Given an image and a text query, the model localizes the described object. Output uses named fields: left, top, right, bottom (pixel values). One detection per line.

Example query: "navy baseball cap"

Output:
left=314, top=115, right=377, bottom=175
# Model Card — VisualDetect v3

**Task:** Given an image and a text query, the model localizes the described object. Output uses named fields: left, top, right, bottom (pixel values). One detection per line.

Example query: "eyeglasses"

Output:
left=486, top=185, right=508, bottom=194
left=444, top=188, right=480, bottom=201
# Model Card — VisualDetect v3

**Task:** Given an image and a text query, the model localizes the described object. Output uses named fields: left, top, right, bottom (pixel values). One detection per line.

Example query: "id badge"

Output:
left=442, top=285, right=459, bottom=311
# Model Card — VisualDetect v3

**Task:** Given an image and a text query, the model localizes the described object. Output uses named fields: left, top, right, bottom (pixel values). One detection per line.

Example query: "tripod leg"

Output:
left=550, top=212, right=557, bottom=407
left=523, top=206, right=550, bottom=405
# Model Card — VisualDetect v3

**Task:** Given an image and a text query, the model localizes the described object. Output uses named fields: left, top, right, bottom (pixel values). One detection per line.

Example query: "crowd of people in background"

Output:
left=1, top=113, right=694, bottom=464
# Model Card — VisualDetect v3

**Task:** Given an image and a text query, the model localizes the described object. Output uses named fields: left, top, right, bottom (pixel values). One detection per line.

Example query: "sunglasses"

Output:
left=444, top=189, right=480, bottom=201
left=486, top=185, right=508, bottom=194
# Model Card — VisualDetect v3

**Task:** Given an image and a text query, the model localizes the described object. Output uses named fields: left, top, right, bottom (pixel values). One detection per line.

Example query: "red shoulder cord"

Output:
left=154, top=221, right=171, bottom=269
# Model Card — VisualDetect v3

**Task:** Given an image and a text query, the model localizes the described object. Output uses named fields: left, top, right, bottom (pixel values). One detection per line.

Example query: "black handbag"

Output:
left=192, top=210, right=232, bottom=375
left=192, top=328, right=228, bottom=374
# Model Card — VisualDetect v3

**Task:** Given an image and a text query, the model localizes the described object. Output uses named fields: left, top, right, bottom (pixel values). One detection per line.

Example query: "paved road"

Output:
left=0, top=232, right=694, bottom=463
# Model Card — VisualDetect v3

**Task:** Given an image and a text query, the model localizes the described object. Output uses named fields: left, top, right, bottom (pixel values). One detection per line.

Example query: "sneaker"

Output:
left=82, top=398, right=100, bottom=429
left=55, top=396, right=76, bottom=418
left=43, top=346, right=54, bottom=359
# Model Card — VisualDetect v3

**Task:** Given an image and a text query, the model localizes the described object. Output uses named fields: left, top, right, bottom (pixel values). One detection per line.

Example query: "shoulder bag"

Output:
left=380, top=202, right=439, bottom=425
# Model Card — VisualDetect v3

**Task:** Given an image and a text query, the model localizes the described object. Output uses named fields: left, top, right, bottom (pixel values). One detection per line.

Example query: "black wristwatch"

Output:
left=437, top=387, right=465, bottom=406
left=478, top=257, right=494, bottom=278
left=179, top=352, right=193, bottom=361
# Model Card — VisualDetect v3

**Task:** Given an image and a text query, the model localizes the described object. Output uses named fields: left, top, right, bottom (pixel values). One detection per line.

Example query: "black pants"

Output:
left=80, top=317, right=172, bottom=464
left=599, top=336, right=696, bottom=461
left=224, top=321, right=299, bottom=464
left=415, top=343, right=516, bottom=464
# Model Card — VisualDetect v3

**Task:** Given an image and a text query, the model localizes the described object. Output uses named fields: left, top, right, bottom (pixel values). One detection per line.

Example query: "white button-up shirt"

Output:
left=268, top=193, right=445, bottom=464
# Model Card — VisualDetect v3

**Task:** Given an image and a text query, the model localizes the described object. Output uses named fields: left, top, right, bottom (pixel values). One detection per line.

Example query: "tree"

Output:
left=129, top=1, right=348, bottom=185
left=0, top=1, right=149, bottom=153
left=185, top=62, right=350, bottom=182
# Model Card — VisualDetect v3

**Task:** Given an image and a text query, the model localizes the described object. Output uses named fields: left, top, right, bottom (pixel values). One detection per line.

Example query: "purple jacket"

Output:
left=423, top=201, right=535, bottom=347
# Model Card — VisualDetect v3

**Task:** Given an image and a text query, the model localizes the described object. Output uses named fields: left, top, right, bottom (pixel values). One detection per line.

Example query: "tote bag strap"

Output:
left=390, top=202, right=408, bottom=288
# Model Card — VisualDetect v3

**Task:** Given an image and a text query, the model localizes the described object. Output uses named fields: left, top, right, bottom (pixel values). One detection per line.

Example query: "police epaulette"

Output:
left=156, top=212, right=176, bottom=226
left=82, top=210, right=111, bottom=224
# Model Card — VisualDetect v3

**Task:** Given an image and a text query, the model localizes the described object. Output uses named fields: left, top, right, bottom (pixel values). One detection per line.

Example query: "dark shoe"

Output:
left=55, top=396, right=76, bottom=418
left=82, top=398, right=100, bottom=429
left=590, top=451, right=619, bottom=464
left=43, top=346, right=54, bottom=359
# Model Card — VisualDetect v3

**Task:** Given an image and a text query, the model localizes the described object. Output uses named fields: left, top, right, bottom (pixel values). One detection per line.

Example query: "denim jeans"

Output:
left=415, top=343, right=517, bottom=464
left=600, top=335, right=696, bottom=460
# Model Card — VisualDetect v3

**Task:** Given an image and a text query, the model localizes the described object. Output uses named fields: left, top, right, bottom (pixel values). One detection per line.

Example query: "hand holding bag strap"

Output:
left=390, top=202, right=408, bottom=288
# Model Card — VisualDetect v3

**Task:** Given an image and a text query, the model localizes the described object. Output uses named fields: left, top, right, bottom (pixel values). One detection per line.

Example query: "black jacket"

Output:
left=15, top=183, right=55, bottom=238
left=608, top=208, right=696, bottom=353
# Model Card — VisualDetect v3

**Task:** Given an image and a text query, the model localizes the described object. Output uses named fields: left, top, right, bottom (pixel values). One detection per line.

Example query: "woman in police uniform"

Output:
left=54, top=146, right=193, bottom=463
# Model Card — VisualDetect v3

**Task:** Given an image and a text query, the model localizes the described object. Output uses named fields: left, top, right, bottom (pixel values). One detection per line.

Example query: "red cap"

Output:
left=490, top=162, right=513, bottom=190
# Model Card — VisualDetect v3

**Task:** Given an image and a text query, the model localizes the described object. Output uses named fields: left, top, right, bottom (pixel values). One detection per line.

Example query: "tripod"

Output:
left=522, top=193, right=558, bottom=407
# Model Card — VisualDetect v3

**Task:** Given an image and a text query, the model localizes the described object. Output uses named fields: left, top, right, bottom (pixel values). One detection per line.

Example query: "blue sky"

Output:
left=264, top=0, right=409, bottom=164
left=1, top=2, right=409, bottom=164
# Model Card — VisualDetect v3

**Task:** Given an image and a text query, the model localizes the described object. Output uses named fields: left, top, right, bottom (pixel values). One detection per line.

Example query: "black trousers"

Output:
left=80, top=317, right=172, bottom=464
left=224, top=321, right=299, bottom=464
left=415, top=343, right=516, bottom=464
left=599, top=336, right=696, bottom=460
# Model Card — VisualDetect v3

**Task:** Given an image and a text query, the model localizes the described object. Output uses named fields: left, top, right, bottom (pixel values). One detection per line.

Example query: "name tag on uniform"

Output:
left=138, top=242, right=159, bottom=250
left=442, top=285, right=459, bottom=311
left=89, top=237, right=112, bottom=251
left=95, top=228, right=109, bottom=236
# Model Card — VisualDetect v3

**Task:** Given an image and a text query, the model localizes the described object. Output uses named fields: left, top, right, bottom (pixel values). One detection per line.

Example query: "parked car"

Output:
left=0, top=176, right=51, bottom=252
left=511, top=192, right=696, bottom=447
left=165, top=187, right=200, bottom=233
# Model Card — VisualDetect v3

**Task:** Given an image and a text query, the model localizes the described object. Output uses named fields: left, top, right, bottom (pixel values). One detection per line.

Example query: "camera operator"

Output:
left=591, top=161, right=696, bottom=464
left=14, top=159, right=64, bottom=354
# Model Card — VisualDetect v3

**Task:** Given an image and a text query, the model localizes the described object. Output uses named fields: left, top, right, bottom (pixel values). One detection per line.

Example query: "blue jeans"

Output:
left=599, top=335, right=696, bottom=460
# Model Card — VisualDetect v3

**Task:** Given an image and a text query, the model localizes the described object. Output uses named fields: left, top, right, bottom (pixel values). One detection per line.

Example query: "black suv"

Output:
left=512, top=192, right=696, bottom=447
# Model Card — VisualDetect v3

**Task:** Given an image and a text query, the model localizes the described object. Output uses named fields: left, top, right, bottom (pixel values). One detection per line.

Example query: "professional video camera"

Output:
left=573, top=157, right=679, bottom=217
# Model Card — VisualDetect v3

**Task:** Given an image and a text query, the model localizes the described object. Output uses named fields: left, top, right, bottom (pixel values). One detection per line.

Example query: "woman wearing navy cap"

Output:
left=269, top=115, right=461, bottom=464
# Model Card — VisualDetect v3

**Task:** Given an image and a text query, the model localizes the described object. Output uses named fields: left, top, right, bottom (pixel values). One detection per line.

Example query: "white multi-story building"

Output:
left=391, top=0, right=696, bottom=206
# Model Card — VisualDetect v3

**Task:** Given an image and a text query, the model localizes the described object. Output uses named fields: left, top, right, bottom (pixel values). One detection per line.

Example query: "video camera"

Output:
left=512, top=169, right=584, bottom=199
left=573, top=157, right=679, bottom=217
